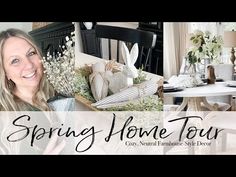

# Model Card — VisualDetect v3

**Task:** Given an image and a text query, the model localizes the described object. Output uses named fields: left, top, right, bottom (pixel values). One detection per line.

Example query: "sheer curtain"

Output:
left=164, top=22, right=188, bottom=79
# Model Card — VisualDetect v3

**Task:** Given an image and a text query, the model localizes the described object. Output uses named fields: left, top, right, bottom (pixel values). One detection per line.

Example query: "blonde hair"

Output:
left=0, top=28, right=54, bottom=111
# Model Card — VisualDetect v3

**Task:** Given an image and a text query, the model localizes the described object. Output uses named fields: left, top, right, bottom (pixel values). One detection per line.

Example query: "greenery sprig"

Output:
left=74, top=67, right=95, bottom=102
left=133, top=66, right=147, bottom=84
left=104, top=96, right=163, bottom=111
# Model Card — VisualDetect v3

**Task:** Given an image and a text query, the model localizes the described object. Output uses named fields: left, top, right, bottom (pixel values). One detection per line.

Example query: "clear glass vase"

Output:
left=186, top=63, right=201, bottom=87
left=187, top=63, right=197, bottom=76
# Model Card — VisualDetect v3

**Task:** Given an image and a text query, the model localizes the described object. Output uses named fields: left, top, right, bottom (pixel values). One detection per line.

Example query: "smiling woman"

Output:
left=0, top=28, right=54, bottom=111
left=0, top=28, right=68, bottom=154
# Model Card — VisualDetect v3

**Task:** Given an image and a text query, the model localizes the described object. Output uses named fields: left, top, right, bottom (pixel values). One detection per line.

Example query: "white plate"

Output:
left=164, top=87, right=184, bottom=93
left=226, top=81, right=236, bottom=87
left=163, top=84, right=174, bottom=89
left=197, top=83, right=207, bottom=87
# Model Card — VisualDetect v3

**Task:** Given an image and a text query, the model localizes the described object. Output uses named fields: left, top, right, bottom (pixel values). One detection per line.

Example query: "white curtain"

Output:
left=164, top=22, right=188, bottom=80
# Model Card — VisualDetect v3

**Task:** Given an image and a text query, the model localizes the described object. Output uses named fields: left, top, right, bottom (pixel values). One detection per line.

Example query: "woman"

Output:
left=0, top=28, right=54, bottom=111
left=0, top=28, right=65, bottom=154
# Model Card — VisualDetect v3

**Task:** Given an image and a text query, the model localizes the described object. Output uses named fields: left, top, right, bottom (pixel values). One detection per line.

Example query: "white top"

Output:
left=164, top=82, right=236, bottom=97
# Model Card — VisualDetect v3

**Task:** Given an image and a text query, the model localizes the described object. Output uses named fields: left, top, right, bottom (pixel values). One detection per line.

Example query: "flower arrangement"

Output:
left=42, top=32, right=76, bottom=97
left=186, top=30, right=223, bottom=64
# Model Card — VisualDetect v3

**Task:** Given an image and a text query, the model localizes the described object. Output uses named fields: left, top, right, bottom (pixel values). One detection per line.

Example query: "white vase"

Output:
left=83, top=22, right=93, bottom=30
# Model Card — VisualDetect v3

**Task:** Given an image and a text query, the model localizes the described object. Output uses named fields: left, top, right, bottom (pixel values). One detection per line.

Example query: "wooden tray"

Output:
left=75, top=94, right=99, bottom=111
left=75, top=79, right=162, bottom=111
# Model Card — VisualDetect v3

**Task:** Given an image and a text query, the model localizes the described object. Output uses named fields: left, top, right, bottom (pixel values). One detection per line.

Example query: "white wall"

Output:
left=75, top=22, right=83, bottom=55
left=0, top=22, right=32, bottom=33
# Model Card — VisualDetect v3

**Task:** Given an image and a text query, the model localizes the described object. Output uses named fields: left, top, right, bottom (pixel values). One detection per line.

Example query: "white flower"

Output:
left=205, top=30, right=211, bottom=37
left=186, top=30, right=223, bottom=64
left=42, top=32, right=76, bottom=97
left=195, top=30, right=204, bottom=36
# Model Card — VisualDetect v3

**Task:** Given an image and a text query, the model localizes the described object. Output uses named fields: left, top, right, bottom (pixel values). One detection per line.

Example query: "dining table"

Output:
left=164, top=82, right=236, bottom=111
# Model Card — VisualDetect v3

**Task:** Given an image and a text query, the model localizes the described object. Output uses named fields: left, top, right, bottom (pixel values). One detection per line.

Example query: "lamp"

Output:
left=223, top=30, right=236, bottom=65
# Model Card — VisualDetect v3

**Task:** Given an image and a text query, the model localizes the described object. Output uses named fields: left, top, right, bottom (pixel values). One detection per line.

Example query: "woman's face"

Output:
left=3, top=37, right=43, bottom=90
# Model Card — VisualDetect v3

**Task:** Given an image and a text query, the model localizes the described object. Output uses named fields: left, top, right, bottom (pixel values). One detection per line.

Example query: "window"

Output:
left=188, top=22, right=236, bottom=64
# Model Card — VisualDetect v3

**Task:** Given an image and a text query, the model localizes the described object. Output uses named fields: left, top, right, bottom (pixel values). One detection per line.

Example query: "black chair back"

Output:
left=95, top=24, right=156, bottom=72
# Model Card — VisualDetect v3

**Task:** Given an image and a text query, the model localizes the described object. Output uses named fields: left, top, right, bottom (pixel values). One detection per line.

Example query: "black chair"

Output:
left=95, top=24, right=156, bottom=72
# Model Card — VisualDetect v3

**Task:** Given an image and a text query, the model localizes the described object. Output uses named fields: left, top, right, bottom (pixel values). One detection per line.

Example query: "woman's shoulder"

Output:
left=16, top=100, right=41, bottom=111
left=26, top=104, right=42, bottom=111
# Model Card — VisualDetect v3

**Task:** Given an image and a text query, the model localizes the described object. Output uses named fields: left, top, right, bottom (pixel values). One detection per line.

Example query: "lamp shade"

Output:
left=223, top=31, right=236, bottom=47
